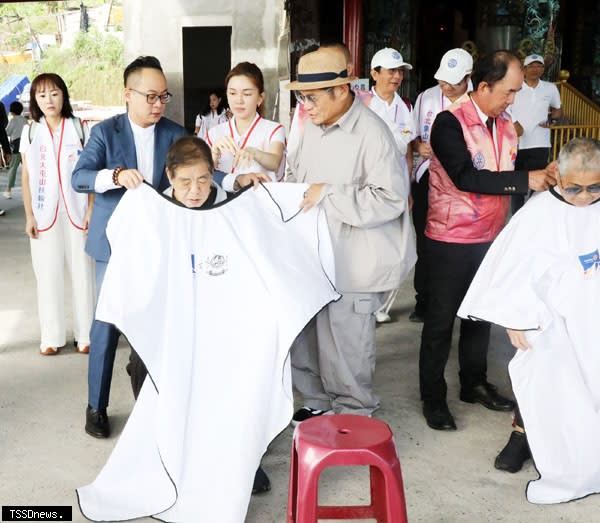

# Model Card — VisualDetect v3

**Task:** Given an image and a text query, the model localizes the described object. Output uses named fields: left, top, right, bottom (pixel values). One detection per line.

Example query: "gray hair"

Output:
left=557, top=138, right=600, bottom=177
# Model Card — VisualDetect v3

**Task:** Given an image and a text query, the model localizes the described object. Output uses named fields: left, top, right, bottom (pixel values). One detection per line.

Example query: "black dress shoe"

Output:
left=85, top=406, right=110, bottom=438
left=494, top=430, right=531, bottom=473
left=422, top=401, right=457, bottom=431
left=460, top=383, right=515, bottom=411
left=252, top=466, right=271, bottom=494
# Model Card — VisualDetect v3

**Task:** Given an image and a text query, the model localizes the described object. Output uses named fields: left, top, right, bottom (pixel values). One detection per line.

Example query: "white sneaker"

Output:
left=375, top=311, right=391, bottom=323
left=3, top=191, right=11, bottom=199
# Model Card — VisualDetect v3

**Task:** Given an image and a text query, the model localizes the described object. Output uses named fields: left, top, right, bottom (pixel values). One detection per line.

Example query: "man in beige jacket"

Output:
left=286, top=46, right=416, bottom=422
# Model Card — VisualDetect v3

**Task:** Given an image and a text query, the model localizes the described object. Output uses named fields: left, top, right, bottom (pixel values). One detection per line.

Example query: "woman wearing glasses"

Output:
left=20, top=73, right=95, bottom=355
left=207, top=62, right=286, bottom=191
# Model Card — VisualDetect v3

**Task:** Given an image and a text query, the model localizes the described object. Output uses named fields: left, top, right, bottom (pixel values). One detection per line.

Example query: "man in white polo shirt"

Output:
left=510, top=54, right=562, bottom=213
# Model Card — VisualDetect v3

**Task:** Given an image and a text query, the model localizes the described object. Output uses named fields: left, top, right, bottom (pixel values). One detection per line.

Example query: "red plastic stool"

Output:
left=287, top=414, right=408, bottom=523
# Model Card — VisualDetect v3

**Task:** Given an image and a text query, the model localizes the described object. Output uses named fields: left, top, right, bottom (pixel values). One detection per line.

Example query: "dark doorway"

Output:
left=182, top=26, right=232, bottom=134
left=414, top=0, right=477, bottom=94
left=320, top=0, right=344, bottom=45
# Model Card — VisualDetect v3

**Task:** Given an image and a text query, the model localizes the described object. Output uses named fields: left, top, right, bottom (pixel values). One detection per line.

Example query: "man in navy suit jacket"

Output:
left=72, top=56, right=187, bottom=438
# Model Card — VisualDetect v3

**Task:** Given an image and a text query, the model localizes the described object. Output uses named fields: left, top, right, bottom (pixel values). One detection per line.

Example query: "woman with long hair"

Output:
left=21, top=73, right=95, bottom=355
left=195, top=90, right=228, bottom=139
left=207, top=62, right=286, bottom=191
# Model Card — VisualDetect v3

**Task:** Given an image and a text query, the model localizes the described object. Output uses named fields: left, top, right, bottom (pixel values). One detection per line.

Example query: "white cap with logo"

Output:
left=434, top=48, right=473, bottom=85
left=371, top=48, right=413, bottom=70
left=523, top=54, right=544, bottom=67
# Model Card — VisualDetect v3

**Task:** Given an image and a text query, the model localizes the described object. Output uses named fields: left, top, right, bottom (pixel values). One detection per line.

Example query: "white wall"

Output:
left=123, top=0, right=285, bottom=126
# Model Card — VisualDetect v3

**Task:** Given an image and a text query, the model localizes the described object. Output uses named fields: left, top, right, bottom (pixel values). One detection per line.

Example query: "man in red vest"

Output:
left=419, top=50, right=555, bottom=431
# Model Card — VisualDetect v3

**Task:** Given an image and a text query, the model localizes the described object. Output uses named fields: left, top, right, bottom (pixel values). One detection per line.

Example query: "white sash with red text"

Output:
left=27, top=117, right=87, bottom=231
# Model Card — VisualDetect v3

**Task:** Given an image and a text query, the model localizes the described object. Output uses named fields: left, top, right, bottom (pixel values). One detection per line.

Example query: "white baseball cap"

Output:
left=434, top=48, right=473, bottom=85
left=523, top=54, right=544, bottom=67
left=371, top=48, right=413, bottom=70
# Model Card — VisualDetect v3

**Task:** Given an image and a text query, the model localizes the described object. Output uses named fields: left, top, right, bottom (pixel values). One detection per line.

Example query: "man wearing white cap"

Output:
left=510, top=54, right=562, bottom=213
left=368, top=47, right=415, bottom=323
left=410, top=48, right=473, bottom=324
left=369, top=47, right=415, bottom=159
left=285, top=46, right=416, bottom=423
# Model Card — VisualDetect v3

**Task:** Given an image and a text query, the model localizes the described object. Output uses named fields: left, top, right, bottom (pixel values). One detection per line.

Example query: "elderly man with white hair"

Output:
left=458, top=137, right=600, bottom=504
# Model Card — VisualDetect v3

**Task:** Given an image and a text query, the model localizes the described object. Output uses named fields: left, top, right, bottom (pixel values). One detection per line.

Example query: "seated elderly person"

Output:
left=163, top=136, right=228, bottom=207
left=78, top=133, right=340, bottom=522
left=136, top=136, right=271, bottom=494
left=458, top=137, right=600, bottom=504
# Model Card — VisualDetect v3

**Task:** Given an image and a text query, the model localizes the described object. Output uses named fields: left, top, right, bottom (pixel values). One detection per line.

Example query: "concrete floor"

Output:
left=0, top=168, right=598, bottom=522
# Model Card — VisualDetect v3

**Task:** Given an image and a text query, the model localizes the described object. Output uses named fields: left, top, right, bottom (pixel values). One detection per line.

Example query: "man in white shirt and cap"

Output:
left=510, top=53, right=562, bottom=213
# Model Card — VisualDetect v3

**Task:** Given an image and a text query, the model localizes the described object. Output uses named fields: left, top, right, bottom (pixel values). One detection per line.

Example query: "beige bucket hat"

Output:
left=286, top=47, right=358, bottom=91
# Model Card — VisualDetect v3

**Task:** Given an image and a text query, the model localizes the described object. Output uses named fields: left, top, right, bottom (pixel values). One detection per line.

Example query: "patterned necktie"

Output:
left=486, top=117, right=495, bottom=134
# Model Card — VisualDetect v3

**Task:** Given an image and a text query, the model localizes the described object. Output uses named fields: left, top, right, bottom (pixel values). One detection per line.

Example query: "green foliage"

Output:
left=0, top=3, right=63, bottom=43
left=0, top=3, right=124, bottom=106
left=72, top=28, right=122, bottom=67
left=39, top=30, right=124, bottom=105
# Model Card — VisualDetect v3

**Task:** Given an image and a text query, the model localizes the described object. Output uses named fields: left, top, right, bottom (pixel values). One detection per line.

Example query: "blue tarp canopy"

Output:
left=0, top=74, right=29, bottom=112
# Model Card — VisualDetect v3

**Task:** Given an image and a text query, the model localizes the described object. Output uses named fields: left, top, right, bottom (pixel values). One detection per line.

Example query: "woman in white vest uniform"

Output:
left=195, top=90, right=229, bottom=138
left=368, top=47, right=415, bottom=323
left=206, top=62, right=286, bottom=192
left=21, top=73, right=95, bottom=355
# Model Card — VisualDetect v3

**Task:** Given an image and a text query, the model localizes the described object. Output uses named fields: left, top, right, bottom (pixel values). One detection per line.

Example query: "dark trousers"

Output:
left=88, top=260, right=147, bottom=409
left=411, top=171, right=429, bottom=316
left=511, top=147, right=550, bottom=214
left=419, top=238, right=492, bottom=404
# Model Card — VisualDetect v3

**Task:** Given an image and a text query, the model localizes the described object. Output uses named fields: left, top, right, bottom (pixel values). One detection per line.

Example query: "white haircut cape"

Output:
left=77, top=183, right=340, bottom=522
left=458, top=189, right=600, bottom=504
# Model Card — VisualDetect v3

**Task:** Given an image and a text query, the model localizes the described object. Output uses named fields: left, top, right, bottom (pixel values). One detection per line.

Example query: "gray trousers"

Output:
left=291, top=292, right=384, bottom=416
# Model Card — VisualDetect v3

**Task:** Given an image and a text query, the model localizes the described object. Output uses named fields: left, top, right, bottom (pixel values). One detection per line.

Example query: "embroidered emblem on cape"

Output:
left=205, top=254, right=228, bottom=276
left=472, top=152, right=485, bottom=170
left=448, top=58, right=458, bottom=68
left=392, top=51, right=401, bottom=60
left=578, top=249, right=600, bottom=278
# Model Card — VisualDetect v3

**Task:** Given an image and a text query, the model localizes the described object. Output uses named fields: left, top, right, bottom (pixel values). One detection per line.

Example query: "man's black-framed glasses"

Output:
left=129, top=88, right=173, bottom=104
